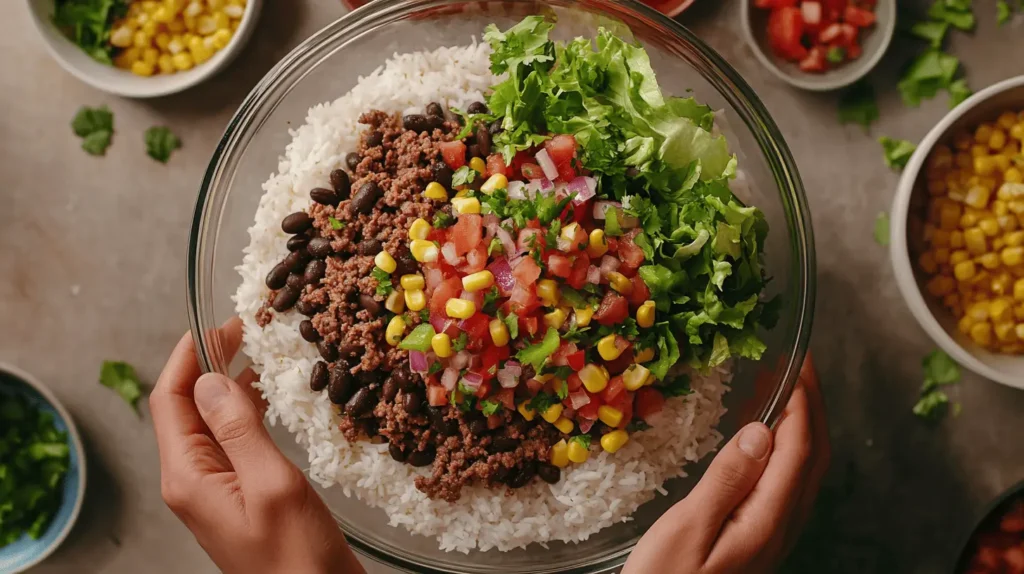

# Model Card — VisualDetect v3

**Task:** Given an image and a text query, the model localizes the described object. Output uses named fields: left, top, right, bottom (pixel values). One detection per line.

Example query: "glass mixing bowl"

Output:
left=186, top=1, right=815, bottom=571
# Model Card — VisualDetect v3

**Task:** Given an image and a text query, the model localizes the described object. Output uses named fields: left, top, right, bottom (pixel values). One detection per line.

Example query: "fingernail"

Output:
left=738, top=423, right=770, bottom=459
left=195, top=374, right=230, bottom=413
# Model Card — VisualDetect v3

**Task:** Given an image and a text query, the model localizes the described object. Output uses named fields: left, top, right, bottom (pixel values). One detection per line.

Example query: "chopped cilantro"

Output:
left=480, top=400, right=502, bottom=416
left=880, top=137, right=917, bottom=170
left=482, top=286, right=501, bottom=314
left=72, top=105, right=114, bottom=156
left=559, top=286, right=588, bottom=309
left=626, top=420, right=651, bottom=432
left=913, top=349, right=961, bottom=420
left=81, top=130, right=112, bottom=156
left=569, top=434, right=591, bottom=449
left=515, top=328, right=561, bottom=370
left=597, top=318, right=639, bottom=340
left=433, top=210, right=454, bottom=228
left=909, top=20, right=949, bottom=48
left=420, top=309, right=430, bottom=322
left=503, top=311, right=520, bottom=339
left=997, top=0, right=1012, bottom=24
left=488, top=236, right=504, bottom=255
left=948, top=79, right=972, bottom=109
left=99, top=360, right=143, bottom=413
left=528, top=392, right=559, bottom=414
left=54, top=0, right=128, bottom=64
left=874, top=213, right=890, bottom=246
left=452, top=166, right=479, bottom=187
left=562, top=323, right=591, bottom=343
left=453, top=332, right=469, bottom=352
left=898, top=50, right=961, bottom=108
left=144, top=126, right=180, bottom=163
left=927, top=0, right=976, bottom=31
left=457, top=380, right=476, bottom=396
left=545, top=218, right=563, bottom=250
left=826, top=46, right=845, bottom=64
left=328, top=216, right=345, bottom=230
left=371, top=267, right=393, bottom=296
left=555, top=378, right=568, bottom=400
left=451, top=391, right=475, bottom=412
left=428, top=361, right=443, bottom=375
left=838, top=81, right=879, bottom=129
left=544, top=365, right=574, bottom=380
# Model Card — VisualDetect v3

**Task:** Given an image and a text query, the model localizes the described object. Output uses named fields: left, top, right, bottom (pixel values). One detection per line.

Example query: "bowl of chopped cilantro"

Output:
left=0, top=363, right=86, bottom=573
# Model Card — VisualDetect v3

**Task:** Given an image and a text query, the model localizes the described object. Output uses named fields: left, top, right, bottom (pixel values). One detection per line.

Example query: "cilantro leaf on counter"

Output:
left=880, top=137, right=917, bottom=170
left=927, top=0, right=976, bottom=31
left=516, top=328, right=560, bottom=371
left=914, top=349, right=962, bottom=421
left=997, top=0, right=1012, bottom=24
left=913, top=390, right=950, bottom=420
left=72, top=105, right=114, bottom=156
left=873, top=213, right=890, bottom=246
left=948, top=79, right=973, bottom=109
left=144, top=126, right=180, bottom=163
left=908, top=21, right=949, bottom=48
left=53, top=0, right=129, bottom=64
left=99, top=360, right=143, bottom=414
left=81, top=130, right=113, bottom=156
left=897, top=50, right=961, bottom=107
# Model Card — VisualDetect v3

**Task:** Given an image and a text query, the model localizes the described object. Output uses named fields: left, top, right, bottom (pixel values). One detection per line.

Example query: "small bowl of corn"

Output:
left=890, top=74, right=1024, bottom=390
left=27, top=0, right=261, bottom=98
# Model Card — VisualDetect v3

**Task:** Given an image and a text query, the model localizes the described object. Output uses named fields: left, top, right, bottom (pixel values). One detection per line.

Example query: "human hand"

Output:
left=150, top=318, right=363, bottom=574
left=623, top=355, right=829, bottom=574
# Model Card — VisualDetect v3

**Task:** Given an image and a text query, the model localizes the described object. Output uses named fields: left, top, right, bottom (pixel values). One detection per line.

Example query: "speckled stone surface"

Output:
left=1, top=1, right=1021, bottom=572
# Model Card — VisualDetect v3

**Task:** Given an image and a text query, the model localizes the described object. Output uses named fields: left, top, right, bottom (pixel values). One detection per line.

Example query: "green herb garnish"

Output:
left=659, top=374, right=692, bottom=398
left=913, top=349, right=962, bottom=420
left=72, top=105, right=114, bottom=156
left=480, top=400, right=502, bottom=416
left=452, top=332, right=469, bottom=352
left=428, top=361, right=444, bottom=375
left=503, top=311, right=520, bottom=339
left=515, top=328, right=561, bottom=370
left=328, top=216, right=345, bottom=230
left=569, top=434, right=591, bottom=449
left=371, top=267, right=393, bottom=296
left=452, top=166, right=479, bottom=187
left=948, top=79, right=973, bottom=109
left=488, top=237, right=504, bottom=255
left=826, top=46, right=845, bottom=64
left=898, top=50, right=961, bottom=107
left=144, top=126, right=180, bottom=163
left=482, top=286, right=501, bottom=315
left=909, top=21, right=949, bottom=48
left=54, top=0, right=129, bottom=64
left=927, top=0, right=976, bottom=31
left=99, top=360, right=143, bottom=413
left=873, top=213, right=890, bottom=246
left=528, top=392, right=558, bottom=414
left=880, top=137, right=917, bottom=170
left=433, top=210, right=454, bottom=228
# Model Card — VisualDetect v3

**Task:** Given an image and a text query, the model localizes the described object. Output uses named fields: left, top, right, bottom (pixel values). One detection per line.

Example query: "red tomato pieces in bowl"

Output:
left=758, top=0, right=876, bottom=73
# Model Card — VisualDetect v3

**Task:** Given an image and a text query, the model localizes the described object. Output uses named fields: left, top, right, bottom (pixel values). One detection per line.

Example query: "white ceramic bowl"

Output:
left=740, top=0, right=896, bottom=92
left=26, top=0, right=261, bottom=98
left=890, top=75, right=1024, bottom=390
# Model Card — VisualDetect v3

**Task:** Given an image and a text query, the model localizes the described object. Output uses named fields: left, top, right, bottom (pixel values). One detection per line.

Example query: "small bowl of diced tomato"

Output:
left=741, top=0, right=896, bottom=91
left=955, top=481, right=1024, bottom=574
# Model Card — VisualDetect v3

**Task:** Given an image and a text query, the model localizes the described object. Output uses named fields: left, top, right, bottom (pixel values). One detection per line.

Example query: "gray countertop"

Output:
left=2, top=0, right=1022, bottom=572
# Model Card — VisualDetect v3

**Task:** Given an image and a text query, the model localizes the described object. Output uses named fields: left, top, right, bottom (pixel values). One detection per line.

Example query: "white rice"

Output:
left=234, top=42, right=730, bottom=553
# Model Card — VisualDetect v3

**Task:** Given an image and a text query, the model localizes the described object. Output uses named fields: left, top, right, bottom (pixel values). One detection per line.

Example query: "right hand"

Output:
left=150, top=318, right=364, bottom=574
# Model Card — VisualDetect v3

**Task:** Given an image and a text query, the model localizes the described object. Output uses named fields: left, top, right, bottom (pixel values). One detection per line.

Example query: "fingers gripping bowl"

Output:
left=186, top=1, right=814, bottom=572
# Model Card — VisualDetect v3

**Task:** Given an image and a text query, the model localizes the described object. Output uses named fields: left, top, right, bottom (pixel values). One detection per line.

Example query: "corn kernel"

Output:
left=213, top=10, right=230, bottom=30
left=372, top=251, right=396, bottom=274
left=969, top=321, right=993, bottom=346
left=587, top=229, right=608, bottom=258
left=600, top=430, right=629, bottom=454
left=919, top=251, right=939, bottom=274
left=157, top=53, right=175, bottom=74
left=1014, top=279, right=1024, bottom=301
left=431, top=333, right=452, bottom=358
left=636, top=300, right=656, bottom=328
left=468, top=157, right=486, bottom=175
left=544, top=308, right=568, bottom=330
left=488, top=318, right=509, bottom=347
left=424, top=182, right=448, bottom=200
left=188, top=35, right=212, bottom=63
left=990, top=299, right=1013, bottom=323
left=976, top=124, right=994, bottom=144
left=480, top=174, right=508, bottom=194
left=553, top=417, right=574, bottom=434
left=567, top=439, right=590, bottom=463
left=110, top=25, right=134, bottom=47
left=950, top=231, right=965, bottom=249
left=399, top=274, right=424, bottom=292
left=131, top=60, right=155, bottom=76
left=518, top=400, right=537, bottom=422
left=210, top=27, right=233, bottom=50
left=573, top=306, right=594, bottom=327
left=931, top=229, right=951, bottom=248
left=550, top=439, right=569, bottom=467
left=964, top=186, right=991, bottom=209
left=927, top=275, right=955, bottom=296
left=383, top=288, right=404, bottom=314
left=607, top=271, right=633, bottom=295
left=462, top=270, right=494, bottom=292
left=1002, top=247, right=1024, bottom=266
left=142, top=47, right=159, bottom=66
left=579, top=364, right=609, bottom=393
left=940, top=203, right=962, bottom=230
left=954, top=260, right=977, bottom=281
left=622, top=364, right=650, bottom=392
left=541, top=403, right=563, bottom=424
left=222, top=3, right=244, bottom=18
left=927, top=179, right=947, bottom=196
left=991, top=129, right=1008, bottom=151
left=994, top=155, right=1012, bottom=172
left=407, top=218, right=431, bottom=241
left=956, top=152, right=973, bottom=169
left=385, top=315, right=406, bottom=346
left=167, top=16, right=185, bottom=32
left=537, top=279, right=560, bottom=307
left=954, top=132, right=973, bottom=150
left=950, top=250, right=970, bottom=266
left=964, top=228, right=988, bottom=254
left=597, top=334, right=624, bottom=361
left=934, top=248, right=950, bottom=264
left=410, top=239, right=439, bottom=262
left=634, top=347, right=655, bottom=363
left=1017, top=324, right=1024, bottom=339
left=451, top=196, right=480, bottom=215
left=978, top=252, right=1001, bottom=270
left=404, top=289, right=426, bottom=312
left=597, top=405, right=623, bottom=428
left=445, top=298, right=476, bottom=320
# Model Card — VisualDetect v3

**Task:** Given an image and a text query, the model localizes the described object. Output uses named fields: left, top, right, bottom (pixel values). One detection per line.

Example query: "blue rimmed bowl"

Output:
left=0, top=364, right=86, bottom=574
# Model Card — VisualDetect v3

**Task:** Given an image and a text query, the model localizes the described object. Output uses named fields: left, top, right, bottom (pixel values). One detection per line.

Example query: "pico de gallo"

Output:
left=758, top=0, right=878, bottom=73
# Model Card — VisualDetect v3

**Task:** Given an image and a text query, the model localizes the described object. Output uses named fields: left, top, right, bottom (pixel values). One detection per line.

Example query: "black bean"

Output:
left=357, top=238, right=382, bottom=256
left=444, top=419, right=459, bottom=436
left=338, top=341, right=360, bottom=357
left=430, top=162, right=453, bottom=189
left=310, top=361, right=329, bottom=392
left=296, top=299, right=317, bottom=317
left=365, top=131, right=383, bottom=147
left=388, top=442, right=407, bottom=462
left=507, top=462, right=536, bottom=489
left=426, top=102, right=443, bottom=117
left=271, top=286, right=300, bottom=312
left=475, top=124, right=491, bottom=157
left=351, top=181, right=382, bottom=215
left=520, top=364, right=536, bottom=382
left=493, top=465, right=512, bottom=483
left=329, top=169, right=351, bottom=199
left=282, top=211, right=313, bottom=234
left=317, top=340, right=338, bottom=362
left=265, top=263, right=290, bottom=289
left=310, top=187, right=339, bottom=206
left=468, top=418, right=489, bottom=436
left=286, top=272, right=305, bottom=290
left=427, top=406, right=448, bottom=433
left=510, top=416, right=535, bottom=436
left=382, top=378, right=400, bottom=402
left=392, top=365, right=413, bottom=388
left=467, top=144, right=481, bottom=160
left=488, top=119, right=503, bottom=135
left=467, top=101, right=489, bottom=114
left=307, top=237, right=333, bottom=259
left=328, top=364, right=355, bottom=404
left=345, top=152, right=360, bottom=171
left=407, top=447, right=435, bottom=467
left=359, top=294, right=382, bottom=317
left=300, top=320, right=320, bottom=343
left=402, top=114, right=430, bottom=133
left=537, top=463, right=561, bottom=485
left=286, top=234, right=310, bottom=252
left=304, top=259, right=326, bottom=285
left=393, top=252, right=418, bottom=277
left=425, top=114, right=444, bottom=131
left=345, top=387, right=377, bottom=417
left=401, top=390, right=422, bottom=414
left=356, top=370, right=380, bottom=388
left=282, top=249, right=310, bottom=271
left=489, top=437, right=518, bottom=453
left=359, top=418, right=379, bottom=437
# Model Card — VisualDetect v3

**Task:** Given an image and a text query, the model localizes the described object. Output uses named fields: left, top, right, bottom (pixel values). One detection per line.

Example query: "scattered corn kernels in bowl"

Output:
left=108, top=0, right=245, bottom=77
left=919, top=110, right=1024, bottom=355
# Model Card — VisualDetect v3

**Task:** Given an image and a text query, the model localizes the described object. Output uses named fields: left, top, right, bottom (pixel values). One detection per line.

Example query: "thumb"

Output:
left=194, top=373, right=287, bottom=484
left=687, top=422, right=773, bottom=535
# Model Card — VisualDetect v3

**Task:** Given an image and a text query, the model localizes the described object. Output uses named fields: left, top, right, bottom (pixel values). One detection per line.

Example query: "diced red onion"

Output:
left=593, top=200, right=621, bottom=220
left=569, top=389, right=591, bottom=410
left=556, top=237, right=573, bottom=252
left=586, top=265, right=602, bottom=284
left=459, top=290, right=482, bottom=307
left=430, top=314, right=453, bottom=335
left=425, top=268, right=443, bottom=293
left=461, top=372, right=483, bottom=390
left=496, top=361, right=521, bottom=389
left=409, top=351, right=429, bottom=373
left=504, top=360, right=522, bottom=375
left=600, top=255, right=620, bottom=276
left=441, top=368, right=459, bottom=391
left=537, top=178, right=554, bottom=194
left=535, top=149, right=559, bottom=180
left=488, top=257, right=516, bottom=295
left=562, top=406, right=575, bottom=419
left=507, top=180, right=527, bottom=200
left=801, top=1, right=821, bottom=24
left=495, top=226, right=516, bottom=256
left=567, top=176, right=597, bottom=205
left=442, top=242, right=461, bottom=265
left=482, top=215, right=500, bottom=240
left=579, top=419, right=595, bottom=433
left=451, top=351, right=471, bottom=371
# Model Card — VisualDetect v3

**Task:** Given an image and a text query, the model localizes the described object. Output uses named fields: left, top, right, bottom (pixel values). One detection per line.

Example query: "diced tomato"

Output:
left=526, top=377, right=545, bottom=394
left=516, top=228, right=544, bottom=254
left=627, top=275, right=650, bottom=307
left=799, top=46, right=827, bottom=73
left=616, top=398, right=633, bottom=429
left=508, top=284, right=539, bottom=316
left=604, top=346, right=634, bottom=375
left=495, top=388, right=516, bottom=411
left=520, top=162, right=545, bottom=180
left=548, top=253, right=572, bottom=278
left=566, top=351, right=586, bottom=372
left=767, top=6, right=807, bottom=61
left=822, top=0, right=847, bottom=20
left=486, top=154, right=508, bottom=177
left=427, top=385, right=448, bottom=407
left=487, top=414, right=504, bottom=429
left=754, top=0, right=797, bottom=6
left=460, top=313, right=491, bottom=341
left=507, top=151, right=531, bottom=180
left=544, top=134, right=577, bottom=167
left=593, top=292, right=629, bottom=327
left=576, top=396, right=601, bottom=420
left=838, top=23, right=858, bottom=45
left=602, top=376, right=625, bottom=404
left=618, top=229, right=646, bottom=268
left=439, top=141, right=466, bottom=170
left=452, top=214, right=482, bottom=256
left=635, top=388, right=665, bottom=421
left=556, top=161, right=576, bottom=182
left=606, top=237, right=619, bottom=254
left=520, top=314, right=539, bottom=337
left=818, top=22, right=842, bottom=44
left=512, top=257, right=542, bottom=287
left=843, top=5, right=875, bottom=27
left=474, top=380, right=492, bottom=398
left=566, top=372, right=583, bottom=391
left=846, top=41, right=862, bottom=59
left=460, top=244, right=488, bottom=274
left=481, top=345, right=508, bottom=377
left=566, top=253, right=590, bottom=290
left=430, top=277, right=463, bottom=316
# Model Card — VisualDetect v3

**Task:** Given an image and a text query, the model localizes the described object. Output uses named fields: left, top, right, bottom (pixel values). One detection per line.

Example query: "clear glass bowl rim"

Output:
left=186, top=1, right=816, bottom=571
